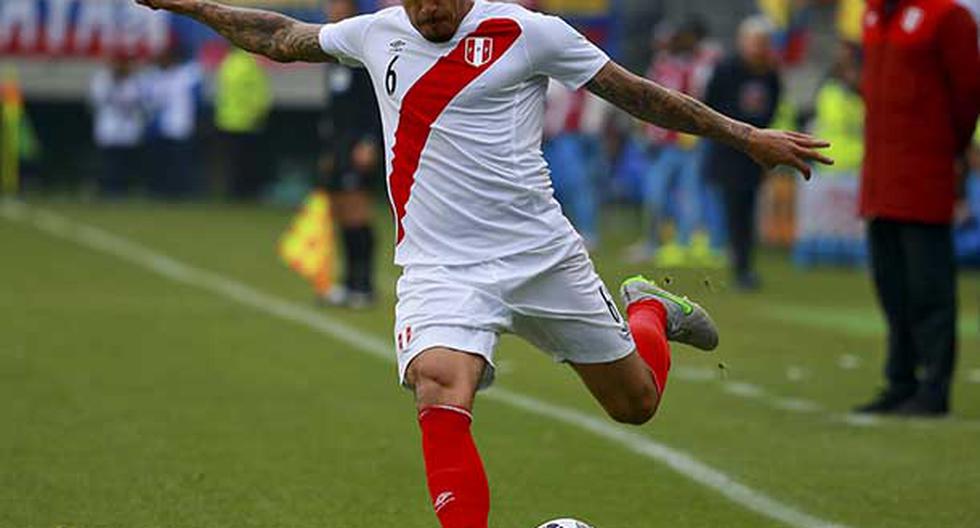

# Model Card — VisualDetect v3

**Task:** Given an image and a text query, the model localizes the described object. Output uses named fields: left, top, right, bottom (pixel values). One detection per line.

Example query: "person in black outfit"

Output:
left=703, top=16, right=781, bottom=291
left=317, top=0, right=383, bottom=309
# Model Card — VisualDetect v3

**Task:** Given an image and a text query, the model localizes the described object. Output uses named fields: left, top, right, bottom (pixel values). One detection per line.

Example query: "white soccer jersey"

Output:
left=318, top=0, right=610, bottom=266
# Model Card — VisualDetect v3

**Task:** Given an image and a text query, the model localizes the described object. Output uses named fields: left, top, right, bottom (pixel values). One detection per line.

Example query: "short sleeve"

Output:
left=318, top=14, right=375, bottom=67
left=523, top=13, right=610, bottom=90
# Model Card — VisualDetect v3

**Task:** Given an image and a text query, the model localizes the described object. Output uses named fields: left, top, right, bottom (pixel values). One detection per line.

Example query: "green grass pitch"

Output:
left=1, top=201, right=979, bottom=527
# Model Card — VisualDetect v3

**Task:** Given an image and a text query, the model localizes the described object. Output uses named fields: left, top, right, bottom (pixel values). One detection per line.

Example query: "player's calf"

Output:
left=407, top=348, right=491, bottom=528
left=573, top=353, right=660, bottom=426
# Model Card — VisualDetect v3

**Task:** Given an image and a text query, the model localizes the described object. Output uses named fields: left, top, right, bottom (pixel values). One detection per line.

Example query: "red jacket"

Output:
left=861, top=0, right=980, bottom=224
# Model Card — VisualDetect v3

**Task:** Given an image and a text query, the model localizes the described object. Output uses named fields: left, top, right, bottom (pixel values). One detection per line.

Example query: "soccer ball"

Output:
left=536, top=519, right=594, bottom=528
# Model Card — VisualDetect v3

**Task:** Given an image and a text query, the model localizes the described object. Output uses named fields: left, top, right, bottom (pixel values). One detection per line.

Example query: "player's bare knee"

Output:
left=412, top=368, right=464, bottom=407
left=406, top=349, right=484, bottom=411
left=607, top=391, right=658, bottom=426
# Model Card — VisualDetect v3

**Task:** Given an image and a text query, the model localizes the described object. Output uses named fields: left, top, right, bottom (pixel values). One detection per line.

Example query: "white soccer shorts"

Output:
left=394, top=238, right=636, bottom=389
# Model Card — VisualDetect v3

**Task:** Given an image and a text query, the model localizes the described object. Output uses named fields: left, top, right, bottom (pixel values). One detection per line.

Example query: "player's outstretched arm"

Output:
left=586, top=61, right=833, bottom=179
left=136, top=0, right=332, bottom=63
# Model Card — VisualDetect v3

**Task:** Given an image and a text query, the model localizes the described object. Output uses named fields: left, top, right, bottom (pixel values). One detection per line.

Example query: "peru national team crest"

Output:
left=464, top=37, right=494, bottom=67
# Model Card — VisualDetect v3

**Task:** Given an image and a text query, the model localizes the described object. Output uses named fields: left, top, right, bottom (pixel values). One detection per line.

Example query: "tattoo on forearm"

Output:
left=586, top=63, right=753, bottom=149
left=182, top=0, right=329, bottom=62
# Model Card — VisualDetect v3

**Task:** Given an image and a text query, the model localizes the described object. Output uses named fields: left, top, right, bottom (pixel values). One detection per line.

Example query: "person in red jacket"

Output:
left=856, top=0, right=980, bottom=416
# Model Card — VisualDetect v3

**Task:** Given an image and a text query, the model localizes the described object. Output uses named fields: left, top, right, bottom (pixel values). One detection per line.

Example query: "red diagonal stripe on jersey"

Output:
left=389, top=18, right=522, bottom=244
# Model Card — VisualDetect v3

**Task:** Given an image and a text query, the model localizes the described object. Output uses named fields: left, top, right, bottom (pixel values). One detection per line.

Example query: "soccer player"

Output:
left=135, top=1, right=834, bottom=526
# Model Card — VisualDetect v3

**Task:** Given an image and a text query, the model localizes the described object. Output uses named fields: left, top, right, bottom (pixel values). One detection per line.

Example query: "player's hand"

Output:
left=744, top=129, right=834, bottom=180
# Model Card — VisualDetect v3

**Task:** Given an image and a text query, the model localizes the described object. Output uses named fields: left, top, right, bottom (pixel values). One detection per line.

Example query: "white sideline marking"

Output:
left=671, top=366, right=832, bottom=420
left=837, top=355, right=861, bottom=371
left=839, top=414, right=882, bottom=428
left=1, top=202, right=850, bottom=528
left=494, top=359, right=516, bottom=375
left=725, top=381, right=766, bottom=399
left=672, top=365, right=719, bottom=382
left=786, top=366, right=807, bottom=382
left=772, top=398, right=824, bottom=413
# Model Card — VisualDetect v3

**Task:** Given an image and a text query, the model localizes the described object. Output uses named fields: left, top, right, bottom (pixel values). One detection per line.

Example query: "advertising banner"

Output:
left=0, top=0, right=170, bottom=57
left=0, top=0, right=324, bottom=59
left=0, top=0, right=617, bottom=59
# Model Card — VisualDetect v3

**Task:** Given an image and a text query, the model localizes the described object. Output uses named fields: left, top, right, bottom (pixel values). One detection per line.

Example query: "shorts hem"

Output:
left=397, top=326, right=499, bottom=391
left=559, top=338, right=636, bottom=366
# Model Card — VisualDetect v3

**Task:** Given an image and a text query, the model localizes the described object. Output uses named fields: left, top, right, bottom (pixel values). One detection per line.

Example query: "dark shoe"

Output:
left=853, top=388, right=915, bottom=415
left=893, top=395, right=949, bottom=418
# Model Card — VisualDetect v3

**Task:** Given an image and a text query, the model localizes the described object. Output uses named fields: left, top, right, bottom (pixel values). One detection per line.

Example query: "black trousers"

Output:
left=217, top=132, right=265, bottom=201
left=720, top=180, right=761, bottom=279
left=341, top=225, right=375, bottom=295
left=99, top=146, right=142, bottom=198
left=868, top=219, right=957, bottom=405
left=149, top=138, right=196, bottom=200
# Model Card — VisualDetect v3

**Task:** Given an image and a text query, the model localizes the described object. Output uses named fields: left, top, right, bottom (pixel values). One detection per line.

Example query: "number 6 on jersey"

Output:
left=386, top=55, right=399, bottom=96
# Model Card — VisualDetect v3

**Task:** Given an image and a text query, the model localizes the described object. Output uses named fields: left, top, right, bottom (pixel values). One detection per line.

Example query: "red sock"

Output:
left=418, top=405, right=490, bottom=528
left=627, top=299, right=672, bottom=397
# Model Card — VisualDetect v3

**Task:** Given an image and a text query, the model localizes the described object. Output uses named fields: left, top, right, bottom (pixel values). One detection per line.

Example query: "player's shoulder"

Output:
left=350, top=5, right=404, bottom=26
left=337, top=5, right=404, bottom=33
left=478, top=0, right=531, bottom=17
left=325, top=5, right=410, bottom=49
left=477, top=0, right=561, bottom=29
left=371, top=5, right=407, bottom=19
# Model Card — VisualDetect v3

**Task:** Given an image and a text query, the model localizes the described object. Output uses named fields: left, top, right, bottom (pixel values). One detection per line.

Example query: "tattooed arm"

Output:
left=136, top=0, right=331, bottom=63
left=586, top=61, right=833, bottom=179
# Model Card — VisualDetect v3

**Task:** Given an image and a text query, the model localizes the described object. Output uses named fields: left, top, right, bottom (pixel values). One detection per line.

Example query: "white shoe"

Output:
left=318, top=286, right=348, bottom=307
left=345, top=291, right=376, bottom=310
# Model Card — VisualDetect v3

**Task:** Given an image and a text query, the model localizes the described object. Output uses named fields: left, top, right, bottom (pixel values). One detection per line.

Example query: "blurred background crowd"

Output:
left=2, top=0, right=979, bottom=292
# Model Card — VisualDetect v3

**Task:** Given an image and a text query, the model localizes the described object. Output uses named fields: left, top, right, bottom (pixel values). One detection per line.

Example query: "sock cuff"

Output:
left=627, top=298, right=668, bottom=322
left=626, top=297, right=665, bottom=311
left=418, top=404, right=474, bottom=423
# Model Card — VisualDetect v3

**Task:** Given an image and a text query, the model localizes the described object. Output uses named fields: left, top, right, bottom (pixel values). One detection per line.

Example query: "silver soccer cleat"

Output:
left=619, top=275, right=719, bottom=351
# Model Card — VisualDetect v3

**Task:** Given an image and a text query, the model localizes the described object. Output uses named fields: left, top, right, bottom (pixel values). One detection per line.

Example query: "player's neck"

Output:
left=445, top=0, right=476, bottom=41
left=410, top=0, right=477, bottom=44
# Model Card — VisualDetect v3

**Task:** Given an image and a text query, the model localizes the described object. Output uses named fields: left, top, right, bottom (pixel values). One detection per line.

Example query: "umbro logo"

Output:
left=389, top=39, right=407, bottom=53
left=433, top=491, right=456, bottom=513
